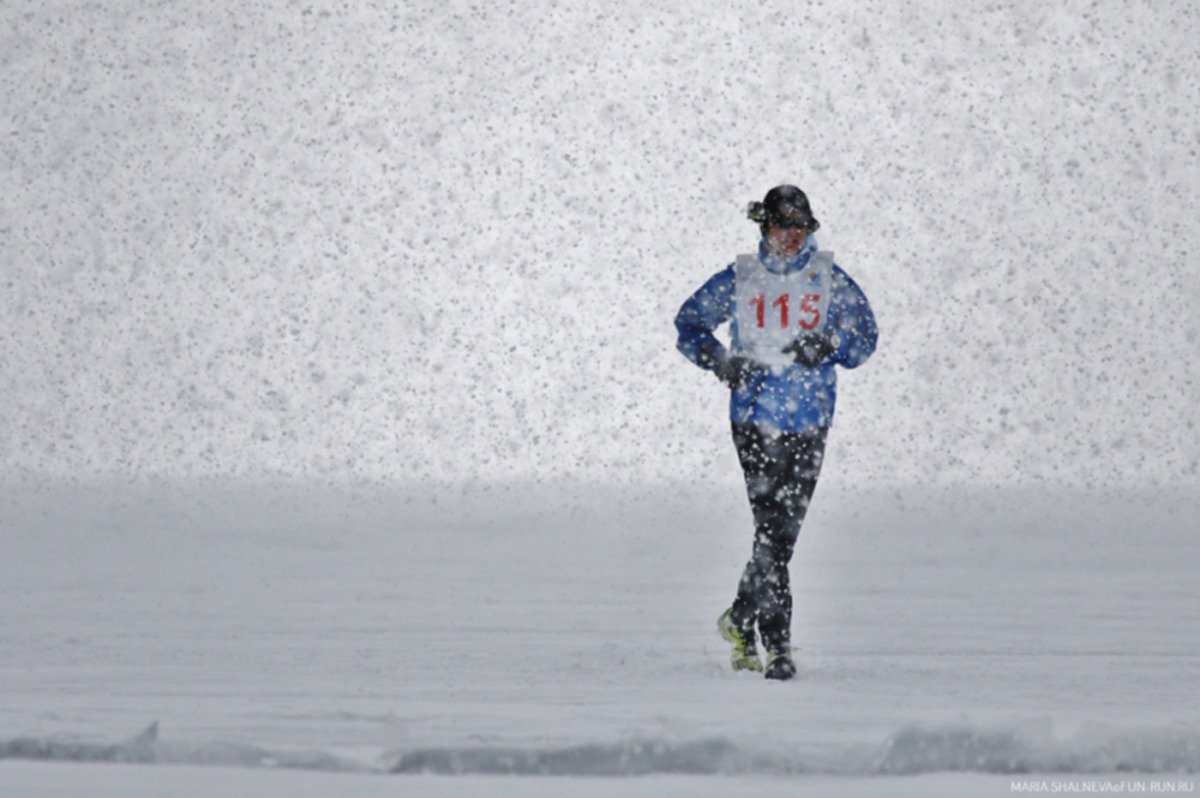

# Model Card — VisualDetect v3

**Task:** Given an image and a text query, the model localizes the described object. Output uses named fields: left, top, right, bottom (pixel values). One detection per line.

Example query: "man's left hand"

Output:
left=783, top=333, right=839, bottom=367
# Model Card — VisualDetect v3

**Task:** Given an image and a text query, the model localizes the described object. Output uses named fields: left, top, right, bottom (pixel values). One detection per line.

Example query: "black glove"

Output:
left=711, top=354, right=762, bottom=389
left=699, top=347, right=760, bottom=389
left=782, top=333, right=838, bottom=367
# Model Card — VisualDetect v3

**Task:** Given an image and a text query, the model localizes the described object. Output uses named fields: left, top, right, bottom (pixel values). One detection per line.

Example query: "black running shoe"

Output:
left=764, top=650, right=797, bottom=681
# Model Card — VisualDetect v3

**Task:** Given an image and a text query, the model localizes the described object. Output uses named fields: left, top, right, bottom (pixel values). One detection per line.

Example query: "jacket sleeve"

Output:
left=827, top=265, right=878, bottom=369
left=674, top=265, right=736, bottom=371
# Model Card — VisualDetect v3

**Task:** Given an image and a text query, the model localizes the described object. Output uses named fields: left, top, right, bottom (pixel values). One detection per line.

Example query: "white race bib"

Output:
left=733, top=251, right=834, bottom=366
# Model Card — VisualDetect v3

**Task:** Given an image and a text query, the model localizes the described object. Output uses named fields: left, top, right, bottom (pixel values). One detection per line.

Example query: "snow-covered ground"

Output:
left=16, top=762, right=1190, bottom=798
left=3, top=477, right=1197, bottom=794
left=17, top=762, right=1176, bottom=798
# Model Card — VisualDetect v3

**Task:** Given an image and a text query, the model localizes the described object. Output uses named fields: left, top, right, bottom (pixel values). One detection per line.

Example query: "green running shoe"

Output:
left=717, top=608, right=762, bottom=672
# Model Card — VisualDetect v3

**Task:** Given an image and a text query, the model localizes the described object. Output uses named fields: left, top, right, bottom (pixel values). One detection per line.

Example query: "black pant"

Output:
left=729, top=422, right=828, bottom=654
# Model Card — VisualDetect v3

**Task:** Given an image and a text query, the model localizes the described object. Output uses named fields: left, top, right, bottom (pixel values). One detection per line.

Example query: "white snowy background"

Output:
left=3, top=0, right=1197, bottom=488
left=2, top=0, right=1199, bottom=794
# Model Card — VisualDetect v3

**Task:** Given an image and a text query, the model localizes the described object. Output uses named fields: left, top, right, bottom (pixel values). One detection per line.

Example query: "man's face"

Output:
left=765, top=223, right=808, bottom=259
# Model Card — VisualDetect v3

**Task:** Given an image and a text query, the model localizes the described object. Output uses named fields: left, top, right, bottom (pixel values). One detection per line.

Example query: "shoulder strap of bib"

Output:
left=734, top=253, right=757, bottom=276
left=810, top=250, right=834, bottom=270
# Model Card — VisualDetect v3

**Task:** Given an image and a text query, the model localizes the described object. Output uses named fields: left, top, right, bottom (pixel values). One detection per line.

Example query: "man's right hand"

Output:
left=711, top=354, right=761, bottom=390
left=697, top=345, right=762, bottom=390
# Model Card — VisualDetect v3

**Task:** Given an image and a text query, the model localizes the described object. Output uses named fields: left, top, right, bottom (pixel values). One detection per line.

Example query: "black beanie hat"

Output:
left=746, top=185, right=821, bottom=234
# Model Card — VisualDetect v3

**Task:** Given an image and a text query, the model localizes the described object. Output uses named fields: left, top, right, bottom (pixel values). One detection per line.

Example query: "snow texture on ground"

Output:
left=3, top=478, right=1197, bottom=786
left=15, top=761, right=1163, bottom=798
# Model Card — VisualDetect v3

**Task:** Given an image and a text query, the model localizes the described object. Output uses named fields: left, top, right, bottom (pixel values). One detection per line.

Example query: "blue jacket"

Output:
left=675, top=239, right=877, bottom=432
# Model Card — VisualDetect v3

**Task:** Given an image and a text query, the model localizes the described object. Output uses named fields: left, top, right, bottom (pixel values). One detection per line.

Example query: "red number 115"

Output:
left=750, top=293, right=821, bottom=330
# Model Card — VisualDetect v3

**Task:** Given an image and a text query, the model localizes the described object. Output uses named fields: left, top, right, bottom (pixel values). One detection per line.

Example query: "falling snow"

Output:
left=1, top=0, right=1198, bottom=794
